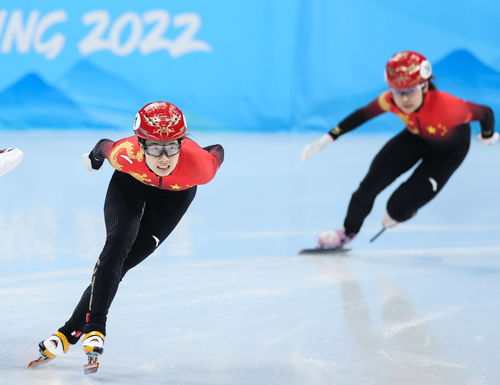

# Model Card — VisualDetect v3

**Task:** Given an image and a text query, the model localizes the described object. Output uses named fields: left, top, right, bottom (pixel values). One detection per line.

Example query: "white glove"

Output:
left=0, top=148, right=23, bottom=177
left=300, top=134, right=334, bottom=163
left=477, top=132, right=499, bottom=145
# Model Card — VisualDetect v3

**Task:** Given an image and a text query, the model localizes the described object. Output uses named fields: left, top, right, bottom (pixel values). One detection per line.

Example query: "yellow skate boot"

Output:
left=28, top=332, right=70, bottom=367
left=82, top=331, right=105, bottom=374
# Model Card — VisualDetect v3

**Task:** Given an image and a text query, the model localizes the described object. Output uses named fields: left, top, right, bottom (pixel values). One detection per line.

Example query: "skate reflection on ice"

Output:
left=310, top=257, right=484, bottom=385
left=25, top=360, right=76, bottom=385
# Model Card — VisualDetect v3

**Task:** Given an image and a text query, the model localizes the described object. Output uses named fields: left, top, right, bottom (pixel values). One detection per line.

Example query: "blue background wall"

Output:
left=1, top=1, right=500, bottom=132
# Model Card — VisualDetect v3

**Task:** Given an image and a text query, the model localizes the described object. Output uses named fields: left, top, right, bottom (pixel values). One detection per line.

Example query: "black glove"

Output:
left=84, top=139, right=112, bottom=171
left=88, top=150, right=105, bottom=170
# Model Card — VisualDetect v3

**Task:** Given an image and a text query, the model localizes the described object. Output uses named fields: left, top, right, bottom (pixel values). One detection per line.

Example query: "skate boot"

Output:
left=317, top=229, right=355, bottom=249
left=82, top=331, right=105, bottom=374
left=382, top=213, right=399, bottom=229
left=28, top=332, right=70, bottom=367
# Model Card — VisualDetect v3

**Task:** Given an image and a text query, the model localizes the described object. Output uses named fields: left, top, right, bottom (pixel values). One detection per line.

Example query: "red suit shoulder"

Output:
left=162, top=138, right=221, bottom=189
left=377, top=91, right=393, bottom=112
left=107, top=136, right=144, bottom=171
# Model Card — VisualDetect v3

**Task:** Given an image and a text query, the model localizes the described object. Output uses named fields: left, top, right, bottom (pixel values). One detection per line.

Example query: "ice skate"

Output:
left=370, top=213, right=400, bottom=242
left=82, top=331, right=105, bottom=374
left=317, top=229, right=354, bottom=249
left=28, top=332, right=70, bottom=368
left=299, top=229, right=354, bottom=255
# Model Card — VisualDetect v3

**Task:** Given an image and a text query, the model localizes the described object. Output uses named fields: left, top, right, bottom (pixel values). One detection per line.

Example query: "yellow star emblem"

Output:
left=170, top=184, right=182, bottom=190
left=427, top=126, right=437, bottom=134
left=437, top=124, right=448, bottom=136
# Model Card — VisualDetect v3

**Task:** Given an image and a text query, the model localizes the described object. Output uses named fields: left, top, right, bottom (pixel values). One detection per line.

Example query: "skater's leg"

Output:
left=57, top=285, right=92, bottom=344
left=80, top=186, right=195, bottom=373
left=122, top=187, right=197, bottom=275
left=85, top=172, right=147, bottom=335
left=387, top=125, right=470, bottom=221
left=343, top=130, right=427, bottom=235
left=58, top=184, right=195, bottom=345
left=66, top=189, right=195, bottom=336
left=84, top=173, right=147, bottom=334
left=57, top=172, right=146, bottom=341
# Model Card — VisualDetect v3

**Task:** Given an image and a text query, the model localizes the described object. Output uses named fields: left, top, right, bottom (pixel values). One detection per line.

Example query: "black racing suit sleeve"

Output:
left=89, top=139, right=114, bottom=170
left=203, top=144, right=224, bottom=167
left=327, top=97, right=386, bottom=140
left=468, top=103, right=495, bottom=138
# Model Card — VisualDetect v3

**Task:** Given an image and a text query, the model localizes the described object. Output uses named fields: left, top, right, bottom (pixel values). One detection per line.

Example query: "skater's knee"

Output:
left=120, top=267, right=131, bottom=280
left=98, top=242, right=132, bottom=268
left=387, top=206, right=417, bottom=223
left=387, top=194, right=415, bottom=222
left=386, top=175, right=442, bottom=221
left=406, top=174, right=443, bottom=199
left=387, top=195, right=418, bottom=222
left=93, top=258, right=124, bottom=284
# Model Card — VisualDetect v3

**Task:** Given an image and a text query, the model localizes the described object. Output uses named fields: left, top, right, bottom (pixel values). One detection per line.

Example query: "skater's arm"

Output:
left=467, top=102, right=495, bottom=139
left=83, top=139, right=114, bottom=171
left=91, top=139, right=114, bottom=159
left=197, top=143, right=224, bottom=182
left=179, top=141, right=224, bottom=185
left=301, top=94, right=387, bottom=163
left=328, top=96, right=387, bottom=139
left=203, top=144, right=224, bottom=167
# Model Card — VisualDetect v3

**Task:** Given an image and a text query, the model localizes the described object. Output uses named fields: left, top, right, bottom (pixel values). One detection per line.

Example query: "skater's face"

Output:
left=391, top=81, right=428, bottom=114
left=141, top=139, right=181, bottom=176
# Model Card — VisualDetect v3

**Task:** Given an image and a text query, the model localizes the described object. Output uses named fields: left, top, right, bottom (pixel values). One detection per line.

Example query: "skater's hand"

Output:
left=477, top=132, right=499, bottom=146
left=82, top=151, right=104, bottom=171
left=0, top=147, right=23, bottom=177
left=301, top=134, right=334, bottom=163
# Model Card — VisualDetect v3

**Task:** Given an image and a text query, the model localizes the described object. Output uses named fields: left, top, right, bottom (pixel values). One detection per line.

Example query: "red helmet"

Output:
left=133, top=101, right=187, bottom=140
left=385, top=51, right=432, bottom=89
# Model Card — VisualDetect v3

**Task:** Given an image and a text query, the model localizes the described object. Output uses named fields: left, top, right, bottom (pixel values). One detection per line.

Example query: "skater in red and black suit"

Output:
left=301, top=51, right=497, bottom=249
left=30, top=101, right=224, bottom=373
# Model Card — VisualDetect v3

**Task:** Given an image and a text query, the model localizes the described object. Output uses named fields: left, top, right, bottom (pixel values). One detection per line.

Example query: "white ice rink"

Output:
left=1, top=131, right=500, bottom=384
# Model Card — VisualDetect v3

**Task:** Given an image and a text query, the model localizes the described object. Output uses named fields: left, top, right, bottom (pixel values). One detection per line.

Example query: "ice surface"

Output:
left=0, top=131, right=499, bottom=384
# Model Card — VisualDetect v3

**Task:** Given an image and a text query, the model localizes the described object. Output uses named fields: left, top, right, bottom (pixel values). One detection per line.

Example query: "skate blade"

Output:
left=27, top=356, right=51, bottom=368
left=299, top=246, right=350, bottom=255
left=84, top=361, right=100, bottom=375
left=84, top=353, right=100, bottom=375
